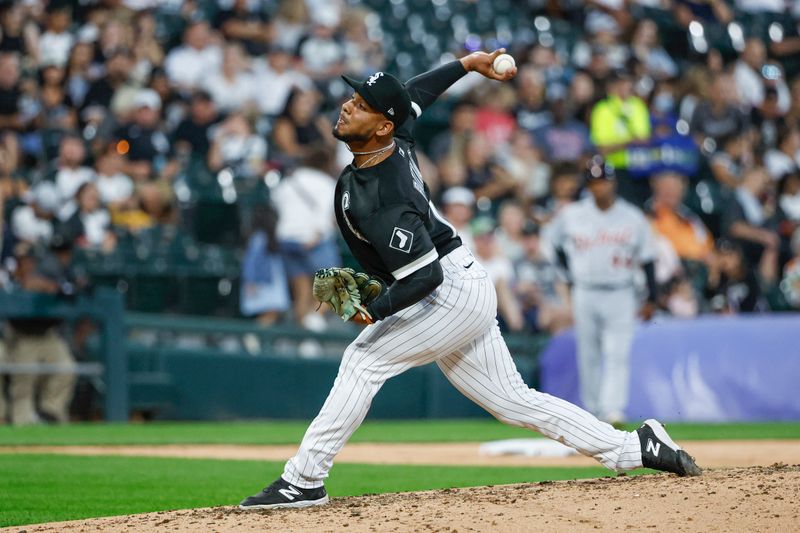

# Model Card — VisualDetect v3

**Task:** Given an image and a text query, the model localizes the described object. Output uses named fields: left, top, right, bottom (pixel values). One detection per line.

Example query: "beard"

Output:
left=332, top=124, right=370, bottom=143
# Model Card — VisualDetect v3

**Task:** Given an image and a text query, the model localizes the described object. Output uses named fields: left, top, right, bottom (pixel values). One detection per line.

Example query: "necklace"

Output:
left=352, top=141, right=395, bottom=169
left=350, top=141, right=395, bottom=156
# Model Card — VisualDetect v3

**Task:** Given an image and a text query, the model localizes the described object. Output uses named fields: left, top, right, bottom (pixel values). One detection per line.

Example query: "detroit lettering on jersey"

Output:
left=573, top=229, right=635, bottom=251
left=334, top=136, right=461, bottom=284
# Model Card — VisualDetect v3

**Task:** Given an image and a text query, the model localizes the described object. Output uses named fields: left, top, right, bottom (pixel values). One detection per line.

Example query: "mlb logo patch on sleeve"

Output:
left=389, top=227, right=414, bottom=253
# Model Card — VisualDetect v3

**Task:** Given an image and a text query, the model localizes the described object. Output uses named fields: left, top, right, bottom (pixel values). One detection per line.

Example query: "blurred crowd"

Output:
left=0, top=0, right=798, bottom=352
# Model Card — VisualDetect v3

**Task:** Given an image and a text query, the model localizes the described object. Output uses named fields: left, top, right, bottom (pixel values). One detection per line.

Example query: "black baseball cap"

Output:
left=584, top=155, right=616, bottom=181
left=342, top=72, right=415, bottom=126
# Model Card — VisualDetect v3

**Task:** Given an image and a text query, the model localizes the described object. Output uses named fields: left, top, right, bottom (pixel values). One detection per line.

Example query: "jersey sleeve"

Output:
left=635, top=211, right=657, bottom=263
left=360, top=204, right=438, bottom=280
left=395, top=61, right=468, bottom=142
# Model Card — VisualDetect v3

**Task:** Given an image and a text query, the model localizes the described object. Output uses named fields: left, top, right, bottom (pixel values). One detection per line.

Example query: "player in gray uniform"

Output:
left=545, top=156, right=658, bottom=424
left=240, top=52, right=700, bottom=511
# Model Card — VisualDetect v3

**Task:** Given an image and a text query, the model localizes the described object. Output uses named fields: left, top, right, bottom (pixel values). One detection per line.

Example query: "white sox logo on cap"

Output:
left=366, top=72, right=384, bottom=86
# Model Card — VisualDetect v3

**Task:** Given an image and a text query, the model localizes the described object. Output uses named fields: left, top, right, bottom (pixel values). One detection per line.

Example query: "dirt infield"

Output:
left=3, top=439, right=800, bottom=468
left=6, top=464, right=799, bottom=532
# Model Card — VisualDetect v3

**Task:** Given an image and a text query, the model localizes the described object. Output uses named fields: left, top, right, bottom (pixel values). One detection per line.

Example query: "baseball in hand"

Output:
left=492, top=53, right=516, bottom=75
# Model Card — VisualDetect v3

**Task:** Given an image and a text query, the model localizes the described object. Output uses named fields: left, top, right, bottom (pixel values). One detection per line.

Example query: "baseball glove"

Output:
left=313, top=267, right=382, bottom=324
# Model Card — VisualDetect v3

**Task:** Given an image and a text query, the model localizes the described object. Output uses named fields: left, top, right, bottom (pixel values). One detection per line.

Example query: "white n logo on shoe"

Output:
left=646, top=438, right=661, bottom=457
left=278, top=485, right=303, bottom=500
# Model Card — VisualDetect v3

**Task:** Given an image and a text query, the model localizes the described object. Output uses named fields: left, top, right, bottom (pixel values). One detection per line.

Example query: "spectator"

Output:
left=514, top=65, right=551, bottom=133
left=690, top=72, right=749, bottom=147
left=36, top=66, right=78, bottom=133
left=0, top=131, right=21, bottom=221
left=214, top=0, right=273, bottom=57
left=584, top=0, right=632, bottom=38
left=662, top=274, right=700, bottom=318
left=111, top=181, right=174, bottom=235
left=132, top=10, right=165, bottom=80
left=11, top=182, right=58, bottom=246
left=471, top=216, right=524, bottom=332
left=271, top=146, right=340, bottom=329
left=296, top=7, right=346, bottom=81
left=474, top=83, right=517, bottom=145
left=569, top=70, right=598, bottom=123
left=207, top=112, right=267, bottom=180
left=532, top=84, right=592, bottom=165
left=54, top=134, right=95, bottom=207
left=513, top=221, right=572, bottom=334
left=590, top=68, right=651, bottom=205
left=61, top=182, right=115, bottom=252
left=531, top=163, right=581, bottom=226
left=94, top=145, right=134, bottom=210
left=252, top=44, right=312, bottom=117
left=630, top=19, right=678, bottom=80
left=495, top=200, right=527, bottom=262
left=734, top=37, right=790, bottom=114
left=0, top=4, right=36, bottom=57
left=647, top=171, right=715, bottom=264
left=97, top=19, right=133, bottom=65
left=6, top=237, right=80, bottom=425
left=272, top=88, right=334, bottom=162
left=240, top=206, right=290, bottom=326
left=780, top=229, right=800, bottom=308
left=440, top=186, right=476, bottom=252
left=202, top=43, right=257, bottom=114
left=429, top=100, right=476, bottom=163
left=504, top=127, right=551, bottom=201
left=461, top=133, right=520, bottom=209
left=38, top=7, right=74, bottom=68
left=164, top=20, right=222, bottom=92
left=82, top=47, right=135, bottom=115
left=527, top=44, right=570, bottom=89
left=724, top=166, right=780, bottom=283
left=171, top=90, right=220, bottom=157
left=706, top=238, right=766, bottom=313
left=341, top=7, right=384, bottom=77
left=709, top=131, right=752, bottom=189
left=785, top=76, right=800, bottom=129
left=113, top=88, right=170, bottom=182
left=751, top=79, right=789, bottom=151
left=765, top=125, right=800, bottom=180
left=0, top=52, right=22, bottom=131
left=777, top=172, right=800, bottom=262
left=64, top=42, right=98, bottom=110
left=272, top=0, right=309, bottom=51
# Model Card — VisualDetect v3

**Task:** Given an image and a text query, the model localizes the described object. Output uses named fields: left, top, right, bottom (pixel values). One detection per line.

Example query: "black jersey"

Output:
left=334, top=135, right=461, bottom=285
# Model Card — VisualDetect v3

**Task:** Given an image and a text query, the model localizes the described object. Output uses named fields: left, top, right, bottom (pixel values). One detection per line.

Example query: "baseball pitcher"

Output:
left=240, top=53, right=699, bottom=511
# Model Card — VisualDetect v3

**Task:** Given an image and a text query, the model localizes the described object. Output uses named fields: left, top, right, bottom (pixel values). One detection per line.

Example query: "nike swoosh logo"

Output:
left=464, top=262, right=473, bottom=269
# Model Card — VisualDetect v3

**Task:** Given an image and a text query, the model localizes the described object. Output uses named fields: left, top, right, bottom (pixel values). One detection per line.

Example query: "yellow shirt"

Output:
left=590, top=95, right=651, bottom=169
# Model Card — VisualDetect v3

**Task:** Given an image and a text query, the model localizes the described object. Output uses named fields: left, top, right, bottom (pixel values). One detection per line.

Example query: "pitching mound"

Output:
left=8, top=464, right=799, bottom=532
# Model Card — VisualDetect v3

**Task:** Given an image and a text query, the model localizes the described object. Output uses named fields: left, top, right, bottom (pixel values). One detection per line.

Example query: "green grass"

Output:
left=0, top=454, right=622, bottom=527
left=1, top=420, right=799, bottom=446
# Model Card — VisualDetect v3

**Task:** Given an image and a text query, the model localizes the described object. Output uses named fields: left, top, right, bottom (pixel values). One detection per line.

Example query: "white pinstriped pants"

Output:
left=283, top=246, right=642, bottom=488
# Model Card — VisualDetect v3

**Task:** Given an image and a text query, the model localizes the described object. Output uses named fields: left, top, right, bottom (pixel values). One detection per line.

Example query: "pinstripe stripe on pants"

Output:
left=282, top=246, right=642, bottom=488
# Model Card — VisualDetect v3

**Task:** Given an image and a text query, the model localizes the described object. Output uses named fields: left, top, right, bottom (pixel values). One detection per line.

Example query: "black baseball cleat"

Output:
left=239, top=477, right=329, bottom=510
left=637, top=419, right=702, bottom=477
